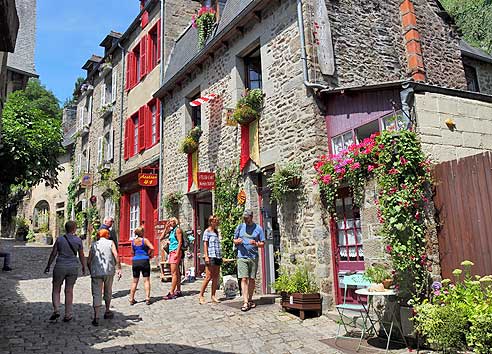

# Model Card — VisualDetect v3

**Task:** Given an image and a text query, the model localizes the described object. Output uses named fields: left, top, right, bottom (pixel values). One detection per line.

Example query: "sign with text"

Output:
left=138, top=173, right=158, bottom=187
left=155, top=220, right=168, bottom=232
left=198, top=172, right=216, bottom=190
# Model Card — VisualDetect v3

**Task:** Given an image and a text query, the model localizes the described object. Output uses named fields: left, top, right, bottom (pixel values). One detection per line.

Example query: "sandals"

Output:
left=248, top=301, right=256, bottom=309
left=62, top=316, right=73, bottom=322
left=129, top=299, right=137, bottom=305
left=145, top=299, right=151, bottom=306
left=241, top=303, right=250, bottom=312
left=49, top=312, right=60, bottom=322
left=91, top=318, right=99, bottom=326
left=103, top=311, right=114, bottom=319
left=199, top=296, right=206, bottom=305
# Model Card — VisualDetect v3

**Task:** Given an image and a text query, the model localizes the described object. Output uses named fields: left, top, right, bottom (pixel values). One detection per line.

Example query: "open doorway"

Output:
left=258, top=170, right=281, bottom=293
left=192, top=191, right=213, bottom=275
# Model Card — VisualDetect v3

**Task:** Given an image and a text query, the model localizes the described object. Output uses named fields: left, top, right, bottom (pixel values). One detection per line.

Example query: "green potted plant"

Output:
left=267, top=161, right=303, bottom=201
left=180, top=126, right=202, bottom=154
left=232, top=89, right=264, bottom=125
left=192, top=6, right=217, bottom=48
left=273, top=264, right=322, bottom=319
left=364, top=263, right=393, bottom=290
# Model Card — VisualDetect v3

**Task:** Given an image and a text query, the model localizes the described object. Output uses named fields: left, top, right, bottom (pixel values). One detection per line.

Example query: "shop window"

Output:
left=129, top=192, right=140, bottom=240
left=381, top=110, right=410, bottom=131
left=244, top=48, right=262, bottom=90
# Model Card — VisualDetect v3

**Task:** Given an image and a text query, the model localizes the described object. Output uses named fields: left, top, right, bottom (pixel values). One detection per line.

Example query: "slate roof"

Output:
left=460, top=40, right=492, bottom=64
left=162, top=0, right=255, bottom=86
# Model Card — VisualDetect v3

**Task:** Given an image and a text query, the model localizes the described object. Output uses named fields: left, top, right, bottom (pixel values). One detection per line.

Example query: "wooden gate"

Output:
left=433, top=152, right=492, bottom=279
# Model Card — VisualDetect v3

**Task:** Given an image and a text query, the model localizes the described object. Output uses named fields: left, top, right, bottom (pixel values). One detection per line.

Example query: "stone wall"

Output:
left=161, top=0, right=332, bottom=303
left=462, top=56, right=492, bottom=95
left=415, top=91, right=492, bottom=162
left=319, top=0, right=466, bottom=89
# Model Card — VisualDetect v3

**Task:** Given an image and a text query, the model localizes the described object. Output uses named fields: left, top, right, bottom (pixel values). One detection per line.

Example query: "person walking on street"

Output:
left=198, top=215, right=222, bottom=304
left=44, top=220, right=85, bottom=322
left=129, top=227, right=154, bottom=305
left=161, top=217, right=183, bottom=300
left=99, top=217, right=118, bottom=249
left=87, top=228, right=122, bottom=326
left=0, top=243, right=12, bottom=271
left=233, top=209, right=265, bottom=312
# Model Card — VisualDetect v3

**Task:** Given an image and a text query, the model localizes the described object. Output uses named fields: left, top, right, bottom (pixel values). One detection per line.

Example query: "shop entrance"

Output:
left=193, top=191, right=213, bottom=276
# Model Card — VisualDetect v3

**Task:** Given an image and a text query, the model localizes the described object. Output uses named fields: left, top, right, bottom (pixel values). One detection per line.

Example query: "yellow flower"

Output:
left=441, top=279, right=451, bottom=286
left=452, top=269, right=463, bottom=277
left=461, top=260, right=474, bottom=267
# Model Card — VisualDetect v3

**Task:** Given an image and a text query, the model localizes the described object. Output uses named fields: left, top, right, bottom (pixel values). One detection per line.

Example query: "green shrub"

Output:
left=26, top=229, right=35, bottom=243
left=15, top=217, right=29, bottom=239
left=364, top=263, right=392, bottom=284
left=272, top=264, right=319, bottom=294
left=267, top=161, right=303, bottom=202
left=467, top=311, right=492, bottom=353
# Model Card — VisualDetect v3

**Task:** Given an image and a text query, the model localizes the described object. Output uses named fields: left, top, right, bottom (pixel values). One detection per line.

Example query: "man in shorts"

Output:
left=233, top=209, right=265, bottom=312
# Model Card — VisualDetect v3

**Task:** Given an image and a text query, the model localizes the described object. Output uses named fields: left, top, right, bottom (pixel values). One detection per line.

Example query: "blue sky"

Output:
left=37, top=1, right=138, bottom=104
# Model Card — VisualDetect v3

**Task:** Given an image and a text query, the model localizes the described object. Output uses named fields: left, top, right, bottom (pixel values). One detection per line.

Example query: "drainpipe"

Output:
left=157, top=0, right=165, bottom=220
left=296, top=0, right=327, bottom=90
left=117, top=42, right=127, bottom=176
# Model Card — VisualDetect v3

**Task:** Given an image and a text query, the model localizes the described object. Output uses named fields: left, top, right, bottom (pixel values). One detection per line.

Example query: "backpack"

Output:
left=180, top=228, right=189, bottom=251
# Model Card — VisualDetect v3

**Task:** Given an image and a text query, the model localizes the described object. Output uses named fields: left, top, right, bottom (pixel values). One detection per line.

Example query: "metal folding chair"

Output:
left=335, top=273, right=373, bottom=351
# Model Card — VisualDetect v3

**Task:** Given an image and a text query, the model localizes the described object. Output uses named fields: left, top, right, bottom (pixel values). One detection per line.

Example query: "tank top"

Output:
left=132, top=237, right=149, bottom=261
left=169, top=227, right=179, bottom=252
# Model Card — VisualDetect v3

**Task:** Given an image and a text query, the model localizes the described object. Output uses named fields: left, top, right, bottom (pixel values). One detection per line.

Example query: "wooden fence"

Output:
left=433, top=152, right=492, bottom=279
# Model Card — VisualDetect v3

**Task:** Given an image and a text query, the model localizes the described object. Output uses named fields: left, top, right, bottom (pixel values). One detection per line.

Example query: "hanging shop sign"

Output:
left=138, top=173, right=158, bottom=187
left=198, top=172, right=216, bottom=190
left=80, top=174, right=93, bottom=188
left=237, top=189, right=246, bottom=205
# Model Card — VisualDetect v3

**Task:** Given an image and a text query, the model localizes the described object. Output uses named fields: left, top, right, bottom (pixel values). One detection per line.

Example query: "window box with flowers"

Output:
left=192, top=6, right=217, bottom=48
left=99, top=61, right=113, bottom=76
left=314, top=130, right=433, bottom=303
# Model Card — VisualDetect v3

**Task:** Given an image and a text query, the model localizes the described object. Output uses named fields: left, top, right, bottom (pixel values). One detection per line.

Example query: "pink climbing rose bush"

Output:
left=314, top=129, right=433, bottom=300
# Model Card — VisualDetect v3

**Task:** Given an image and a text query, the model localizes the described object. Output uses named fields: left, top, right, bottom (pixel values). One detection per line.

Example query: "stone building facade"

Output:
left=154, top=0, right=492, bottom=308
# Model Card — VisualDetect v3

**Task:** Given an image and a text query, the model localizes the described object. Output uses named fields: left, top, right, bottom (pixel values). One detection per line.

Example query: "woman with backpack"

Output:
left=198, top=215, right=222, bottom=304
left=129, top=227, right=154, bottom=305
left=162, top=217, right=184, bottom=300
left=44, top=220, right=85, bottom=322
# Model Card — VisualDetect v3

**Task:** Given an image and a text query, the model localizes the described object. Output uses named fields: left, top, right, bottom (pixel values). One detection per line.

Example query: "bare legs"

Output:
left=241, top=277, right=255, bottom=306
left=143, top=277, right=151, bottom=300
left=52, top=283, right=62, bottom=314
left=169, top=263, right=181, bottom=294
left=130, top=277, right=139, bottom=302
left=199, top=265, right=220, bottom=303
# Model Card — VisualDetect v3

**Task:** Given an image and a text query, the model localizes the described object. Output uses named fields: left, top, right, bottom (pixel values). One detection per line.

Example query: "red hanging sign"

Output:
left=198, top=172, right=216, bottom=190
left=138, top=173, right=158, bottom=187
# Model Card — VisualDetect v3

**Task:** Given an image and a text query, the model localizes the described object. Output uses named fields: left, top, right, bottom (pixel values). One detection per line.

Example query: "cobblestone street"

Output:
left=0, top=240, right=349, bottom=354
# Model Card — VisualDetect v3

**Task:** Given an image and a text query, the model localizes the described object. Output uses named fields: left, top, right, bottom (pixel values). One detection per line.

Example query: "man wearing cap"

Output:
left=233, top=209, right=265, bottom=312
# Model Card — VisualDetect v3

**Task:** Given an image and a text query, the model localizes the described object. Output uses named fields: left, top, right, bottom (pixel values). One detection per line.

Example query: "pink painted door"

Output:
left=332, top=188, right=365, bottom=304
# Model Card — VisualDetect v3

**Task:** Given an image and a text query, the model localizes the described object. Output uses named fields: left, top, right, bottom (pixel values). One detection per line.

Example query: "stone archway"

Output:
left=33, top=200, right=50, bottom=232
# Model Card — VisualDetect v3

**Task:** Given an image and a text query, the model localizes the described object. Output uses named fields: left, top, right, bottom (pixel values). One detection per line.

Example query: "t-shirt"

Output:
left=55, top=234, right=83, bottom=268
left=90, top=238, right=116, bottom=277
left=234, top=223, right=265, bottom=259
left=203, top=229, right=221, bottom=258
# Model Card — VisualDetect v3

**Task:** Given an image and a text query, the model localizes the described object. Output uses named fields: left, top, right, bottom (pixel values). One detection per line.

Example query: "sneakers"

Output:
left=163, top=292, right=177, bottom=300
left=2, top=266, right=12, bottom=272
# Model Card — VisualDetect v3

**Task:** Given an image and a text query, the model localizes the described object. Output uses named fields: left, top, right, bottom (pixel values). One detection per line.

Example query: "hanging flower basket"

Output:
left=192, top=7, right=217, bottom=48
left=287, top=176, right=302, bottom=188
left=232, top=89, right=264, bottom=126
left=180, top=137, right=198, bottom=154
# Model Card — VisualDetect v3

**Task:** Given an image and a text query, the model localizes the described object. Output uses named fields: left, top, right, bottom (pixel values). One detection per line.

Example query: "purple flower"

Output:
left=431, top=281, right=442, bottom=291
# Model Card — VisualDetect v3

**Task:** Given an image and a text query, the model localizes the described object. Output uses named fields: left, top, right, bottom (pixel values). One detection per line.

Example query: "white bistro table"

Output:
left=355, top=288, right=407, bottom=353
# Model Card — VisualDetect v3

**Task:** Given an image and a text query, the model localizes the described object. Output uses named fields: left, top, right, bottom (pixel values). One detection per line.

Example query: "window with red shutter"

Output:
left=119, top=194, right=130, bottom=243
left=145, top=103, right=153, bottom=149
left=140, top=37, right=147, bottom=80
left=124, top=119, right=130, bottom=160
left=147, top=33, right=153, bottom=73
left=156, top=99, right=161, bottom=143
left=131, top=114, right=138, bottom=156
left=138, top=107, right=146, bottom=152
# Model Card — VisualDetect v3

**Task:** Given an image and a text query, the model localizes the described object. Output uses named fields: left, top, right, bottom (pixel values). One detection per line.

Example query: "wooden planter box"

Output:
left=280, top=292, right=322, bottom=320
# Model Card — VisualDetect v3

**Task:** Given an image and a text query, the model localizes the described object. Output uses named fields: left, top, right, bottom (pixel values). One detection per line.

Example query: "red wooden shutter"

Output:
left=157, top=20, right=161, bottom=62
left=145, top=104, right=152, bottom=149
left=124, top=119, right=129, bottom=160
left=129, top=116, right=136, bottom=156
left=125, top=53, right=131, bottom=91
left=140, top=37, right=147, bottom=80
left=119, top=194, right=130, bottom=243
left=140, top=188, right=155, bottom=244
left=138, top=107, right=146, bottom=152
left=156, top=99, right=161, bottom=142
left=141, top=11, right=149, bottom=28
left=146, top=32, right=153, bottom=72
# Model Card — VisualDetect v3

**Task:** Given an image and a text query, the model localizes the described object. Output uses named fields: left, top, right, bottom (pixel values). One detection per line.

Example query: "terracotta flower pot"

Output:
left=382, top=278, right=393, bottom=289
